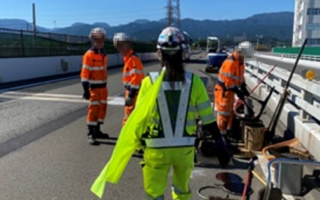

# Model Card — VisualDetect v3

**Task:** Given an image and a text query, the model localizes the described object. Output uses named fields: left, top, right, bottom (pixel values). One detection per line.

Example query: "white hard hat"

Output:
left=157, top=26, right=186, bottom=53
left=113, top=32, right=131, bottom=44
left=237, top=41, right=254, bottom=58
left=89, top=27, right=106, bottom=39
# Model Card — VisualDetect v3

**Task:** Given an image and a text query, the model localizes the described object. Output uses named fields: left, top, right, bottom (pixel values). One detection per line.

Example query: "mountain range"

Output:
left=0, top=11, right=294, bottom=42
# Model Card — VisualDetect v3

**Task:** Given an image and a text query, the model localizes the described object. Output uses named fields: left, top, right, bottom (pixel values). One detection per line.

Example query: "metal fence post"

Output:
left=20, top=30, right=24, bottom=57
left=48, top=32, right=51, bottom=56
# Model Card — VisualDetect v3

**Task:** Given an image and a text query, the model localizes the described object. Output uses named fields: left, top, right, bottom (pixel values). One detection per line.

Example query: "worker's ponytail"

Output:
left=161, top=49, right=185, bottom=89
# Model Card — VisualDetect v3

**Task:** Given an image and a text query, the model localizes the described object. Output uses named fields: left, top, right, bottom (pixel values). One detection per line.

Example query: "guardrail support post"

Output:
left=300, top=89, right=313, bottom=121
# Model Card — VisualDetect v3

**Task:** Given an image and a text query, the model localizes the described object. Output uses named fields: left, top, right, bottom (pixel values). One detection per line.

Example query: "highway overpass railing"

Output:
left=266, top=52, right=320, bottom=62
left=244, top=60, right=320, bottom=161
left=254, top=53, right=320, bottom=71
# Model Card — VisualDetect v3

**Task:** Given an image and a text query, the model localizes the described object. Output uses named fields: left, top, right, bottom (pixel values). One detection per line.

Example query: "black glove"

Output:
left=125, top=97, right=134, bottom=106
left=233, top=87, right=245, bottom=100
left=82, top=82, right=90, bottom=100
left=241, top=82, right=250, bottom=97
left=128, top=88, right=138, bottom=99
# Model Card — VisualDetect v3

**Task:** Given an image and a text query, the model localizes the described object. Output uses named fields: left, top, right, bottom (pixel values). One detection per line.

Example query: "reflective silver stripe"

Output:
left=196, top=100, right=212, bottom=111
left=148, top=71, right=193, bottom=147
left=82, top=65, right=91, bottom=70
left=151, top=117, right=160, bottom=124
left=123, top=82, right=130, bottom=87
left=124, top=113, right=129, bottom=119
left=172, top=184, right=191, bottom=195
left=82, top=65, right=105, bottom=71
left=87, top=121, right=98, bottom=125
left=145, top=194, right=164, bottom=200
left=81, top=78, right=89, bottom=82
left=200, top=114, right=215, bottom=123
left=188, top=105, right=197, bottom=112
left=217, top=111, right=230, bottom=116
left=89, top=101, right=100, bottom=105
left=89, top=80, right=107, bottom=84
left=186, top=119, right=196, bottom=127
left=100, top=100, right=107, bottom=104
left=144, top=137, right=196, bottom=148
left=91, top=66, right=105, bottom=71
left=162, top=81, right=184, bottom=90
left=221, top=72, right=242, bottom=80
left=175, top=72, right=192, bottom=138
left=130, top=84, right=140, bottom=89
left=98, top=119, right=104, bottom=123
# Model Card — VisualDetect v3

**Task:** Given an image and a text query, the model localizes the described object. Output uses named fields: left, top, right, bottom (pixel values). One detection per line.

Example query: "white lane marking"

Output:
left=0, top=92, right=125, bottom=106
left=107, top=97, right=126, bottom=106
left=3, top=91, right=82, bottom=99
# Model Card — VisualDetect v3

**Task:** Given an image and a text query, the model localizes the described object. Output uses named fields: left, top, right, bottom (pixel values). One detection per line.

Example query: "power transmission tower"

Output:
left=166, top=0, right=180, bottom=28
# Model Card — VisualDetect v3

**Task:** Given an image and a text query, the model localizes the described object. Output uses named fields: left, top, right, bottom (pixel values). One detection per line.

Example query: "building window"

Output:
left=306, top=23, right=320, bottom=30
left=307, top=38, right=320, bottom=45
left=307, top=8, right=320, bottom=15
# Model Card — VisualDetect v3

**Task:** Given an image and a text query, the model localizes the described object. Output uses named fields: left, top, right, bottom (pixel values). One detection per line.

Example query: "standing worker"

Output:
left=81, top=27, right=109, bottom=145
left=113, top=32, right=145, bottom=126
left=214, top=41, right=253, bottom=137
left=91, top=27, right=230, bottom=200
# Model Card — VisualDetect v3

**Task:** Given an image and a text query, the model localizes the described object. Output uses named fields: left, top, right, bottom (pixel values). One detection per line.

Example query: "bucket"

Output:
left=244, top=122, right=265, bottom=151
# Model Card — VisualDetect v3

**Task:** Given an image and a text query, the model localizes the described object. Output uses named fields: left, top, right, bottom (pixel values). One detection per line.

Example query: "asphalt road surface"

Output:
left=0, top=55, right=266, bottom=200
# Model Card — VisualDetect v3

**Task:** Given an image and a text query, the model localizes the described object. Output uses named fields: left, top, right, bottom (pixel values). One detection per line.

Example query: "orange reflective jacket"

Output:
left=81, top=48, right=108, bottom=87
left=122, top=50, right=144, bottom=90
left=217, top=52, right=245, bottom=90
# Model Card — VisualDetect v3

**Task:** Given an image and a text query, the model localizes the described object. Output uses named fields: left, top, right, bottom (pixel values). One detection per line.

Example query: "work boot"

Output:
left=96, top=122, right=109, bottom=139
left=87, top=126, right=99, bottom=145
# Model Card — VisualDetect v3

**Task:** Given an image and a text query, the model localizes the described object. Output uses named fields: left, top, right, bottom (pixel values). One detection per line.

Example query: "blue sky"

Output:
left=0, top=0, right=294, bottom=28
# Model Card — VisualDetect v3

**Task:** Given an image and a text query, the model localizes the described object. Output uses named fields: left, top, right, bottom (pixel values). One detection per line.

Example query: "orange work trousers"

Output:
left=87, top=87, right=108, bottom=126
left=122, top=90, right=137, bottom=126
left=214, top=84, right=234, bottom=135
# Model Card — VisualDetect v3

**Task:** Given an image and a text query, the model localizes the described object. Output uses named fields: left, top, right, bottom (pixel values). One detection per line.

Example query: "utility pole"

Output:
left=166, top=0, right=180, bottom=28
left=32, top=3, right=36, bottom=35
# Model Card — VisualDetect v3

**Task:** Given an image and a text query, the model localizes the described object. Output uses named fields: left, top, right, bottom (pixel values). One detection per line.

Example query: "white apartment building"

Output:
left=293, top=0, right=320, bottom=46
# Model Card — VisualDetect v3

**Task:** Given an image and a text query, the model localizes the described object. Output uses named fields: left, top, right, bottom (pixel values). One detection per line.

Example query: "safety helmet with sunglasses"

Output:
left=157, top=27, right=186, bottom=55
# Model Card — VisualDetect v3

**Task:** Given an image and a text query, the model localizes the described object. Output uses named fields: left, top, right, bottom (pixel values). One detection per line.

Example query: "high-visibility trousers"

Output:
left=122, top=89, right=137, bottom=127
left=142, top=147, right=194, bottom=200
left=214, top=84, right=234, bottom=135
left=87, top=87, right=108, bottom=126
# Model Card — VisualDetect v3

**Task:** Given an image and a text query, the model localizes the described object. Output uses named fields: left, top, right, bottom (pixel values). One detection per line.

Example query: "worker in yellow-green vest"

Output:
left=90, top=26, right=230, bottom=200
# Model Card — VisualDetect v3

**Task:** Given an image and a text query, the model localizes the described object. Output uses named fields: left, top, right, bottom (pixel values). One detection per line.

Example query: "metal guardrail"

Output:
left=245, top=61, right=320, bottom=121
left=263, top=158, right=320, bottom=200
left=262, top=52, right=320, bottom=62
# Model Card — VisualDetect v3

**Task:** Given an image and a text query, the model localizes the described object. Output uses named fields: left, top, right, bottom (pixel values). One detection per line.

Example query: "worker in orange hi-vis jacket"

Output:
left=80, top=27, right=109, bottom=145
left=214, top=41, right=253, bottom=138
left=113, top=32, right=145, bottom=127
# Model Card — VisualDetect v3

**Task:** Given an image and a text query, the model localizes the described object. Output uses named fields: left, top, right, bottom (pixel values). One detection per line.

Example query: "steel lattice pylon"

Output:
left=166, top=0, right=180, bottom=28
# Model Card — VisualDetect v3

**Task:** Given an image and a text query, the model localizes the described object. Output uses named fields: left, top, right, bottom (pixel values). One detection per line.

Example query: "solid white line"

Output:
left=0, top=94, right=125, bottom=105
left=4, top=91, right=82, bottom=99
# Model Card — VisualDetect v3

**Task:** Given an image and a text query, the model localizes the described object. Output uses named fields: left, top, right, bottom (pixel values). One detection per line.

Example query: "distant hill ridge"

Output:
left=0, top=11, right=294, bottom=42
